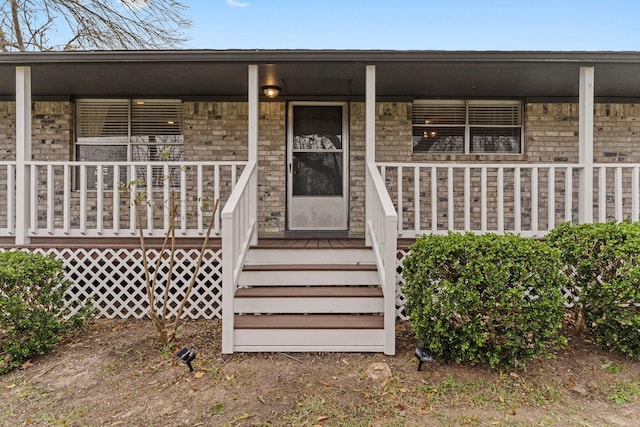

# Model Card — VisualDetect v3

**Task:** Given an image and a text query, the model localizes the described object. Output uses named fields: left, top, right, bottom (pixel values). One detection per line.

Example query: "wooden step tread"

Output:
left=235, top=286, right=383, bottom=298
left=234, top=314, right=384, bottom=329
left=243, top=263, right=377, bottom=272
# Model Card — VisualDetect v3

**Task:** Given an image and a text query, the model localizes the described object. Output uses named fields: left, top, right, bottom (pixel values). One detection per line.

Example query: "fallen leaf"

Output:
left=194, top=371, right=204, bottom=379
left=5, top=383, right=16, bottom=389
left=508, top=408, right=516, bottom=416
left=317, top=416, right=329, bottom=421
left=20, top=360, right=33, bottom=370
left=509, top=372, right=519, bottom=378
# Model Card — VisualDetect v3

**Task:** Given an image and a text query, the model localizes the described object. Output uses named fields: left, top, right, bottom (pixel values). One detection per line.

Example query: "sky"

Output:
left=185, top=0, right=640, bottom=51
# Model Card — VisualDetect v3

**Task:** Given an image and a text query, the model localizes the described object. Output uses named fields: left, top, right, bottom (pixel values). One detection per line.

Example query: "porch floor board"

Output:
left=254, top=238, right=367, bottom=249
left=234, top=314, right=384, bottom=330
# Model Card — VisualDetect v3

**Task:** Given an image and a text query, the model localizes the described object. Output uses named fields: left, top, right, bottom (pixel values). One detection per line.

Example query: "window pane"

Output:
left=77, top=145, right=127, bottom=162
left=293, top=106, right=343, bottom=149
left=292, top=153, right=343, bottom=196
left=131, top=100, right=184, bottom=136
left=76, top=100, right=129, bottom=139
left=76, top=145, right=128, bottom=190
left=293, top=134, right=341, bottom=150
left=132, top=144, right=184, bottom=188
left=412, top=102, right=466, bottom=125
left=470, top=128, right=521, bottom=153
left=413, top=127, right=465, bottom=153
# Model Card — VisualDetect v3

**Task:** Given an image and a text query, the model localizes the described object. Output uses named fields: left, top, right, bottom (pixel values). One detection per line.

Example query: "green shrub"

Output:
left=546, top=221, right=640, bottom=359
left=0, top=251, right=92, bottom=373
left=402, top=232, right=566, bottom=368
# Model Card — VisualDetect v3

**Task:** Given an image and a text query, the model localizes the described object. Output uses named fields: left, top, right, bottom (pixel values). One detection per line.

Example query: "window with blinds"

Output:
left=75, top=99, right=184, bottom=189
left=412, top=100, right=522, bottom=154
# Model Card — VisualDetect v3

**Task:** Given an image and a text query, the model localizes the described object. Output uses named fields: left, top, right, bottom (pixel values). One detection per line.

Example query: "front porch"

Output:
left=2, top=51, right=640, bottom=356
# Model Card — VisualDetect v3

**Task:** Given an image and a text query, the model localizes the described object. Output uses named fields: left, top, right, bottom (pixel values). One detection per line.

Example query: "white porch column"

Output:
left=578, top=66, right=594, bottom=223
left=15, top=66, right=32, bottom=245
left=365, top=65, right=376, bottom=246
left=248, top=64, right=259, bottom=245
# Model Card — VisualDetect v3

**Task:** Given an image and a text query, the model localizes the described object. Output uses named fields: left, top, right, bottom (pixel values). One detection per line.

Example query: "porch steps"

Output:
left=232, top=244, right=386, bottom=352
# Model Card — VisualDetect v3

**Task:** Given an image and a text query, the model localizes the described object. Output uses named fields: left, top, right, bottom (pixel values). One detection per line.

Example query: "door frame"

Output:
left=286, top=101, right=349, bottom=231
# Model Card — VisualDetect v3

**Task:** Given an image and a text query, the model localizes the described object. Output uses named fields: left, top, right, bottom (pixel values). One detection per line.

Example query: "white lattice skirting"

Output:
left=13, top=247, right=575, bottom=321
left=30, top=247, right=223, bottom=319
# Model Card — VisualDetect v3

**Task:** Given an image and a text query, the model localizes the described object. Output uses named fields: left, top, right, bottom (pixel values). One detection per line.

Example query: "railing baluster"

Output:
left=514, top=167, right=521, bottom=233
left=30, top=164, right=37, bottom=234
left=7, top=164, right=15, bottom=234
left=47, top=164, right=54, bottom=234
left=548, top=167, right=555, bottom=232
left=414, top=166, right=420, bottom=235
left=129, top=164, right=137, bottom=235
left=481, top=167, right=487, bottom=232
left=214, top=164, right=221, bottom=234
left=181, top=165, right=187, bottom=235
left=464, top=167, right=470, bottom=232
left=431, top=166, right=437, bottom=233
left=197, top=164, right=204, bottom=234
left=565, top=167, right=573, bottom=223
left=615, top=167, right=623, bottom=221
left=96, top=165, right=104, bottom=235
left=497, top=167, right=504, bottom=234
left=146, top=164, right=153, bottom=233
left=397, top=166, right=403, bottom=234
left=531, top=167, right=539, bottom=236
left=599, top=166, right=607, bottom=222
left=447, top=167, right=454, bottom=231
left=63, top=164, right=70, bottom=234
left=79, top=164, right=86, bottom=235
left=163, top=164, right=170, bottom=232
left=113, top=165, right=120, bottom=235
left=633, top=167, right=639, bottom=221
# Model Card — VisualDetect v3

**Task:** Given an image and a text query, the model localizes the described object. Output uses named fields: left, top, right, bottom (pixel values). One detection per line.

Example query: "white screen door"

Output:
left=287, top=102, right=348, bottom=231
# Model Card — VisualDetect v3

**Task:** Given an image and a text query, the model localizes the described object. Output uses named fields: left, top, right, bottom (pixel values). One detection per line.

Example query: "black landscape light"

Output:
left=176, top=347, right=196, bottom=372
left=415, top=347, right=433, bottom=372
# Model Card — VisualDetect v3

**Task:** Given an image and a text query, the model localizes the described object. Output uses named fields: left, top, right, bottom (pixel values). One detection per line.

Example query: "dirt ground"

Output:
left=1, top=319, right=639, bottom=427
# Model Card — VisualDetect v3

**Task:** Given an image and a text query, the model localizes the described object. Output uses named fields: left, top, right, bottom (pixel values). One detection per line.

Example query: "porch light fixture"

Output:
left=262, top=85, right=281, bottom=99
left=176, top=347, right=196, bottom=372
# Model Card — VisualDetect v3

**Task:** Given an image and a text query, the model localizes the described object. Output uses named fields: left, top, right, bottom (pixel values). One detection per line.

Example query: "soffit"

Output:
left=1, top=50, right=640, bottom=100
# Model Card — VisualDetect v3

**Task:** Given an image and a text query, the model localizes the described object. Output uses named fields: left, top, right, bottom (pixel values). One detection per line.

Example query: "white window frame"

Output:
left=412, top=99, right=523, bottom=155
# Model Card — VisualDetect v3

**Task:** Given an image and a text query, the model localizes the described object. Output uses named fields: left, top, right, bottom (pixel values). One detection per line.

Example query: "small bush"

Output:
left=0, top=251, right=92, bottom=373
left=402, top=232, right=566, bottom=368
left=546, top=221, right=640, bottom=359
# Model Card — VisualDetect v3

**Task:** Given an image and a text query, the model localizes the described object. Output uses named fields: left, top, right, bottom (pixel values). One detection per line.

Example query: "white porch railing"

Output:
left=221, top=160, right=257, bottom=354
left=366, top=162, right=398, bottom=355
left=3, top=161, right=246, bottom=239
left=0, top=162, right=16, bottom=236
left=378, top=162, right=640, bottom=238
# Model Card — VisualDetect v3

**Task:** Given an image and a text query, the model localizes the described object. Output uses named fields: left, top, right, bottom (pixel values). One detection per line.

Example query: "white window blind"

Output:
left=412, top=100, right=523, bottom=154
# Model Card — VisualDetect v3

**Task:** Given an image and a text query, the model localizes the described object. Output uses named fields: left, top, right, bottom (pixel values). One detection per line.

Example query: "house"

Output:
left=1, top=50, right=640, bottom=355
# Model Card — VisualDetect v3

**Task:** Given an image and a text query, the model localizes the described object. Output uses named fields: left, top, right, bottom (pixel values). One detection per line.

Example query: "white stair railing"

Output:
left=221, top=160, right=257, bottom=354
left=366, top=162, right=398, bottom=356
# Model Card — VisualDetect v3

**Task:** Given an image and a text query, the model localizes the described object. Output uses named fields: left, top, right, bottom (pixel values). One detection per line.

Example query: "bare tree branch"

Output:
left=1, top=0, right=191, bottom=51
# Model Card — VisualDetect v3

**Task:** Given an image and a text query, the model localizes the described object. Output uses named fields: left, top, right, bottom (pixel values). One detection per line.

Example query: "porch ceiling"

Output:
left=2, top=50, right=640, bottom=100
